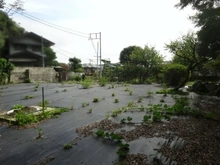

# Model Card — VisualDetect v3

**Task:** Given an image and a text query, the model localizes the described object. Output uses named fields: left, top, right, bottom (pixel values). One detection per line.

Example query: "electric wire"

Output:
left=5, top=6, right=90, bottom=38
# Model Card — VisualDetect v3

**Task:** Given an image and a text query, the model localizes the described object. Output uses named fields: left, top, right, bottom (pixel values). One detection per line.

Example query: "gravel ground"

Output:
left=76, top=96, right=220, bottom=165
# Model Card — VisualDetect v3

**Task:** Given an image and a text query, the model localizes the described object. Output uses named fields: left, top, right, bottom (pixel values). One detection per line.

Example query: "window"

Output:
left=14, top=44, right=27, bottom=50
left=32, top=46, right=41, bottom=52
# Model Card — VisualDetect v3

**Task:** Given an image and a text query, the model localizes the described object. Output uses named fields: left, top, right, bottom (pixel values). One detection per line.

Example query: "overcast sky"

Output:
left=8, top=0, right=196, bottom=64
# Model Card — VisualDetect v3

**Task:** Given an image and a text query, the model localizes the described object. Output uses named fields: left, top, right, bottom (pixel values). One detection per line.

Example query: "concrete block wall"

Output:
left=11, top=67, right=58, bottom=83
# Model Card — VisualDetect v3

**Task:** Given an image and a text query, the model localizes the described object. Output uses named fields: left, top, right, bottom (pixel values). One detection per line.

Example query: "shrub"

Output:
left=81, top=78, right=93, bottom=89
left=99, top=77, right=108, bottom=86
left=24, top=78, right=31, bottom=83
left=164, top=64, right=187, bottom=86
left=71, top=75, right=81, bottom=81
left=15, top=110, right=38, bottom=126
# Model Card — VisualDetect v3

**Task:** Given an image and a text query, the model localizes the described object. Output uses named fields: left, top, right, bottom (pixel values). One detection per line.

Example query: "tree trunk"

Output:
left=174, top=65, right=191, bottom=91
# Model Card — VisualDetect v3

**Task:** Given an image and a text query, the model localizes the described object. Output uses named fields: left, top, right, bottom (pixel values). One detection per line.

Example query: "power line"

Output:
left=5, top=6, right=90, bottom=38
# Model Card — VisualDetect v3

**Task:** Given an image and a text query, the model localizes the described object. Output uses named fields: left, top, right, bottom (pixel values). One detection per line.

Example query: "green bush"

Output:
left=164, top=64, right=187, bottom=86
left=99, top=77, right=108, bottom=86
left=71, top=75, right=81, bottom=81
left=15, top=111, right=38, bottom=126
left=81, top=78, right=93, bottom=89
left=24, top=78, right=31, bottom=83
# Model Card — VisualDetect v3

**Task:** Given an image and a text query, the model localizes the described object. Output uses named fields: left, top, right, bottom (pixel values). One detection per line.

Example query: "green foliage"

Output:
left=25, top=95, right=34, bottom=99
left=15, top=110, right=38, bottom=126
left=111, top=108, right=122, bottom=117
left=120, top=45, right=163, bottom=83
left=143, top=115, right=151, bottom=124
left=114, top=98, right=119, bottom=103
left=38, top=100, right=49, bottom=107
left=146, top=91, right=154, bottom=98
left=127, top=116, right=132, bottom=123
left=99, top=77, right=108, bottom=86
left=82, top=102, right=89, bottom=107
left=137, top=96, right=143, bottom=103
left=12, top=104, right=24, bottom=109
left=112, top=93, right=115, bottom=97
left=81, top=78, right=93, bottom=89
left=119, top=45, right=141, bottom=64
left=95, top=129, right=105, bottom=138
left=44, top=47, right=59, bottom=66
left=116, top=143, right=130, bottom=157
left=62, top=89, right=67, bottom=92
left=69, top=57, right=82, bottom=72
left=120, top=118, right=126, bottom=124
left=36, top=127, right=44, bottom=139
left=24, top=78, right=31, bottom=83
left=129, top=90, right=133, bottom=95
left=93, top=98, right=99, bottom=102
left=0, top=58, right=14, bottom=84
left=63, top=143, right=72, bottom=150
left=71, top=75, right=81, bottom=81
left=88, top=108, right=93, bottom=113
left=127, top=101, right=136, bottom=107
left=164, top=63, right=187, bottom=86
left=156, top=88, right=189, bottom=95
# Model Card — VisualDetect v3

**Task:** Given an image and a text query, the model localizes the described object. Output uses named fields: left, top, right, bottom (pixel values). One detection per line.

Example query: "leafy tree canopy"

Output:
left=192, top=7, right=220, bottom=59
left=0, top=10, right=25, bottom=57
left=44, top=47, right=59, bottom=66
left=0, top=0, right=24, bottom=15
left=119, top=45, right=142, bottom=64
left=175, top=0, right=219, bottom=10
left=69, top=57, right=82, bottom=72
left=0, top=58, right=14, bottom=84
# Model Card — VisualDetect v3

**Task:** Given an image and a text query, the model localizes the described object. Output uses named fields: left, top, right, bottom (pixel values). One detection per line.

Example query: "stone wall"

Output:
left=11, top=67, right=58, bottom=83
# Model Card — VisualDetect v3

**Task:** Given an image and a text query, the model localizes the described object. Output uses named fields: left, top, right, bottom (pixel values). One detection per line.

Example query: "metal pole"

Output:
left=99, top=32, right=102, bottom=77
left=41, top=36, right=45, bottom=67
left=42, top=87, right=45, bottom=111
left=97, top=42, right=99, bottom=79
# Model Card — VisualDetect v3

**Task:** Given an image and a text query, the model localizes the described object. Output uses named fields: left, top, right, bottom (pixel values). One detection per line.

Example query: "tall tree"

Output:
left=0, top=58, right=14, bottom=84
left=0, top=0, right=24, bottom=15
left=165, top=32, right=203, bottom=90
left=44, top=47, right=59, bottom=66
left=0, top=11, right=25, bottom=57
left=192, top=7, right=220, bottom=59
left=175, top=0, right=219, bottom=10
left=69, top=57, right=82, bottom=72
left=119, top=46, right=142, bottom=64
left=122, top=45, right=163, bottom=83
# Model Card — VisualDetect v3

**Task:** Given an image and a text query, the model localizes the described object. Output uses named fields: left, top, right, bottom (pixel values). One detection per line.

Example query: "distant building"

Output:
left=82, top=63, right=100, bottom=75
left=6, top=32, right=54, bottom=67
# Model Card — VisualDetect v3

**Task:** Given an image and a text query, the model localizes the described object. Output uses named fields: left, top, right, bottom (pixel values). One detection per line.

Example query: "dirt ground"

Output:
left=0, top=83, right=219, bottom=165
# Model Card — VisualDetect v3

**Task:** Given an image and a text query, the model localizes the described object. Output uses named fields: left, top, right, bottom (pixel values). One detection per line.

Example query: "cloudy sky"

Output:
left=8, top=0, right=196, bottom=64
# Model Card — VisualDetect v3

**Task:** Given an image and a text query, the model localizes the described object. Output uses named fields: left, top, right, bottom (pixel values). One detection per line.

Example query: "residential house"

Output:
left=6, top=32, right=54, bottom=67
left=82, top=63, right=100, bottom=76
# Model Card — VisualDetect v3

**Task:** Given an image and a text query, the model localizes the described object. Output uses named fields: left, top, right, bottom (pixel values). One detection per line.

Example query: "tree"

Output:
left=0, top=58, right=14, bottom=84
left=0, top=10, right=25, bottom=57
left=165, top=32, right=204, bottom=90
left=121, top=45, right=163, bottom=83
left=175, top=0, right=219, bottom=10
left=44, top=47, right=59, bottom=66
left=192, top=7, right=220, bottom=59
left=119, top=46, right=142, bottom=64
left=69, top=57, right=82, bottom=72
left=0, top=0, right=24, bottom=15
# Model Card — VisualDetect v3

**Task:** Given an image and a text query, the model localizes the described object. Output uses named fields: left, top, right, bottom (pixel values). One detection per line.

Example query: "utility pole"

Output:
left=89, top=32, right=102, bottom=77
left=41, top=36, right=45, bottom=67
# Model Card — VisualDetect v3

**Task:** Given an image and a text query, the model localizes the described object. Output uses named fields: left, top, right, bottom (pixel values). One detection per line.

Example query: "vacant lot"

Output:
left=0, top=83, right=219, bottom=165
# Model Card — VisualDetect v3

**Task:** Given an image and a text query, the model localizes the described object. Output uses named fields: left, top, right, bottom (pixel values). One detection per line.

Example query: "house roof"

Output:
left=9, top=32, right=55, bottom=47
left=8, top=50, right=46, bottom=58
left=82, top=63, right=99, bottom=68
